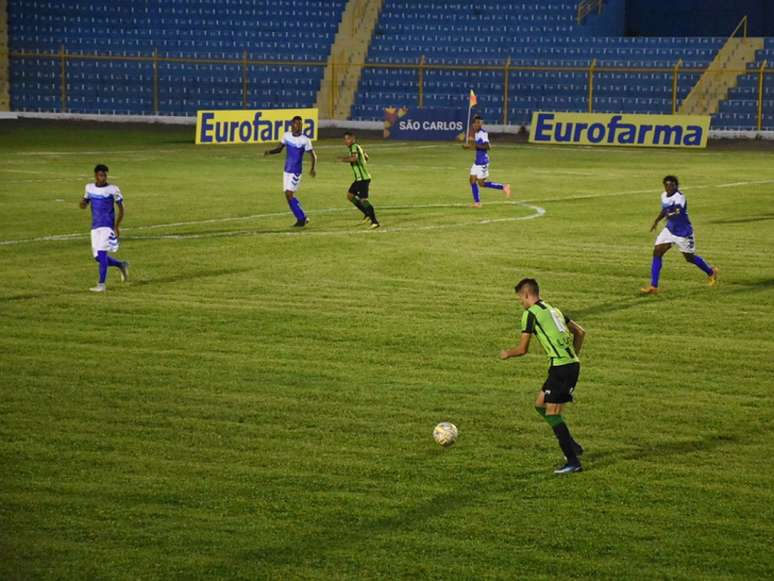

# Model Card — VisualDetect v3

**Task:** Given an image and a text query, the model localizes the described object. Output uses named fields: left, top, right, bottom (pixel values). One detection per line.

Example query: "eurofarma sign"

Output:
left=195, top=108, right=318, bottom=144
left=384, top=106, right=466, bottom=140
left=529, top=112, right=710, bottom=148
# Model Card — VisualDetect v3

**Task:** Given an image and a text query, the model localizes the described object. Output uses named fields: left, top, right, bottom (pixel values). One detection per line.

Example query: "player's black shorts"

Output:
left=349, top=179, right=371, bottom=198
left=541, top=362, right=580, bottom=404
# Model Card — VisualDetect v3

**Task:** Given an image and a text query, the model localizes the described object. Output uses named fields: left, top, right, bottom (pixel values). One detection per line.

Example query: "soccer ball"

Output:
left=433, top=422, right=458, bottom=447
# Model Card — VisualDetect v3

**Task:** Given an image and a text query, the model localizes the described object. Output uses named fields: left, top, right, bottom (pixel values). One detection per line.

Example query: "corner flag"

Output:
left=466, top=90, right=478, bottom=142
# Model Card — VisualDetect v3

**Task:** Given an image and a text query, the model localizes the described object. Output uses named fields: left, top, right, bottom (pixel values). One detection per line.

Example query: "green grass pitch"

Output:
left=1, top=121, right=773, bottom=579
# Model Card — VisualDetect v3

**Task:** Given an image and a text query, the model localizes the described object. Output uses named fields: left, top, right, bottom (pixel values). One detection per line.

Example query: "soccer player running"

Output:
left=500, top=278, right=586, bottom=474
left=264, top=115, right=317, bottom=228
left=79, top=164, right=129, bottom=292
left=641, top=175, right=718, bottom=294
left=339, top=131, right=379, bottom=229
left=462, top=114, right=511, bottom=208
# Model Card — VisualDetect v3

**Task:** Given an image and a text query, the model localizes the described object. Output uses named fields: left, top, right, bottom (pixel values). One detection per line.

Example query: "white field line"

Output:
left=1, top=178, right=772, bottom=246
left=127, top=203, right=547, bottom=241
left=7, top=142, right=439, bottom=157
left=0, top=201, right=543, bottom=245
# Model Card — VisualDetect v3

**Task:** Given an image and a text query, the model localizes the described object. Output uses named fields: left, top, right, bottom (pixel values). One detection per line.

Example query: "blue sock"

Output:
left=650, top=255, right=663, bottom=288
left=107, top=256, right=123, bottom=268
left=96, top=251, right=108, bottom=283
left=483, top=181, right=504, bottom=190
left=288, top=197, right=306, bottom=221
left=692, top=255, right=713, bottom=275
left=471, top=183, right=480, bottom=203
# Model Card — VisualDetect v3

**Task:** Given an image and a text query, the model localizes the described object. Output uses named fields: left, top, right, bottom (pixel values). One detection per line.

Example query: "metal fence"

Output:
left=8, top=48, right=774, bottom=129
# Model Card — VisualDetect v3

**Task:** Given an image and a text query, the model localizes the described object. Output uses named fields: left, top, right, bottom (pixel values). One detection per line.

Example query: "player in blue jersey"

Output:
left=641, top=175, right=718, bottom=294
left=79, top=164, right=128, bottom=292
left=264, top=115, right=317, bottom=227
left=462, top=115, right=511, bottom=207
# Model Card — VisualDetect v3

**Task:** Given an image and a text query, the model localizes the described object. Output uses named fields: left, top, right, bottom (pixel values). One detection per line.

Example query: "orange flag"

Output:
left=469, top=90, right=478, bottom=108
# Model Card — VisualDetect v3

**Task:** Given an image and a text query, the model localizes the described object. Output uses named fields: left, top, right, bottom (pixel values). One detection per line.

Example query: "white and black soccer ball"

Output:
left=433, top=422, right=458, bottom=447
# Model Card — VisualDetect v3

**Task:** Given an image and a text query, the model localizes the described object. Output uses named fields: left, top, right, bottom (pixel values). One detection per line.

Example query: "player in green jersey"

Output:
left=500, top=278, right=587, bottom=474
left=340, top=132, right=379, bottom=229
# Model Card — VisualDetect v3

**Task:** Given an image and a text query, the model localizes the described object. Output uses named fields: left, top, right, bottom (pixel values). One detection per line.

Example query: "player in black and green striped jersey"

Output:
left=340, top=132, right=379, bottom=229
left=500, top=278, right=587, bottom=474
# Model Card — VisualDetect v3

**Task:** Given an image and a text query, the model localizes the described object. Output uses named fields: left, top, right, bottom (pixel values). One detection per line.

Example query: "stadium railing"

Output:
left=8, top=47, right=774, bottom=130
left=576, top=0, right=604, bottom=25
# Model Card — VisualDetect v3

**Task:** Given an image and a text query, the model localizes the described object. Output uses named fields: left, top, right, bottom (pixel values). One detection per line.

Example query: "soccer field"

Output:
left=1, top=121, right=773, bottom=579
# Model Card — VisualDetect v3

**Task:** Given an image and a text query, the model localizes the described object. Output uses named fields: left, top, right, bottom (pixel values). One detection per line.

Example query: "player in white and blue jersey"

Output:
left=641, top=175, right=718, bottom=294
left=462, top=115, right=511, bottom=207
left=79, top=164, right=129, bottom=292
left=264, top=115, right=317, bottom=227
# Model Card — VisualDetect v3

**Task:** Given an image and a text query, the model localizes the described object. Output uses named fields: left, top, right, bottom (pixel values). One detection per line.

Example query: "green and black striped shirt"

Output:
left=521, top=300, right=579, bottom=367
left=349, top=143, right=371, bottom=181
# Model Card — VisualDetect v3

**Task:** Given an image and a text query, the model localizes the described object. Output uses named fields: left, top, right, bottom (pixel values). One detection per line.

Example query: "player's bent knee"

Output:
left=682, top=253, right=695, bottom=262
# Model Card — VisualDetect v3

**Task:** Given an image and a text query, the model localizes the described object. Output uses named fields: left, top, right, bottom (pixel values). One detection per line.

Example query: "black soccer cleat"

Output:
left=292, top=218, right=309, bottom=228
left=554, top=462, right=583, bottom=475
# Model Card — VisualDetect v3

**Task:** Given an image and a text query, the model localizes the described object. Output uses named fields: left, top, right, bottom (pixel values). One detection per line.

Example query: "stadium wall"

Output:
left=626, top=0, right=774, bottom=37
left=6, top=111, right=774, bottom=141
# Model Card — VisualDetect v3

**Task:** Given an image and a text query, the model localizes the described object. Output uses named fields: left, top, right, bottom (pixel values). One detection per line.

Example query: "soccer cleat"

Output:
left=504, top=183, right=512, bottom=198
left=640, top=285, right=658, bottom=295
left=554, top=462, right=583, bottom=475
left=471, top=202, right=482, bottom=208
left=292, top=218, right=310, bottom=228
left=370, top=222, right=381, bottom=229
left=118, top=261, right=129, bottom=282
left=89, top=283, right=106, bottom=293
left=361, top=215, right=371, bottom=224
left=708, top=267, right=719, bottom=287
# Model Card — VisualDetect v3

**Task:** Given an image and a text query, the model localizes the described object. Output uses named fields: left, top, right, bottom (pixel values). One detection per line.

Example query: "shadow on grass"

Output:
left=708, top=213, right=774, bottom=225
left=571, top=294, right=674, bottom=319
left=588, top=433, right=741, bottom=470
left=719, top=278, right=774, bottom=295
left=129, top=266, right=256, bottom=287
left=0, top=267, right=253, bottom=302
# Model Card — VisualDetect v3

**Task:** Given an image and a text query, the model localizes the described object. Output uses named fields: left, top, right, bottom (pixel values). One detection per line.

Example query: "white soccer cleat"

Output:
left=89, top=283, right=106, bottom=293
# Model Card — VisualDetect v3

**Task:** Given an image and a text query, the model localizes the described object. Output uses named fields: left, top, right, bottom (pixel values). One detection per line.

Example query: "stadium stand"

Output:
left=0, top=0, right=8, bottom=111
left=5, top=0, right=773, bottom=129
left=715, top=38, right=774, bottom=129
left=353, top=1, right=725, bottom=125
left=7, top=0, right=346, bottom=115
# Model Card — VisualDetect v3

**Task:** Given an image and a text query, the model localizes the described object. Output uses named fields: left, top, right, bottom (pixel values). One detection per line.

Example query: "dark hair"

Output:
left=663, top=175, right=679, bottom=187
left=94, top=164, right=109, bottom=173
left=473, top=115, right=482, bottom=121
left=292, top=115, right=303, bottom=122
left=343, top=131, right=354, bottom=138
left=515, top=278, right=539, bottom=295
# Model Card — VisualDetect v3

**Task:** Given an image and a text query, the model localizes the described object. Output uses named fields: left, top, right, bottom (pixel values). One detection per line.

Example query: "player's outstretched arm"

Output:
left=264, top=144, right=284, bottom=156
left=500, top=332, right=531, bottom=360
left=568, top=320, right=586, bottom=355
